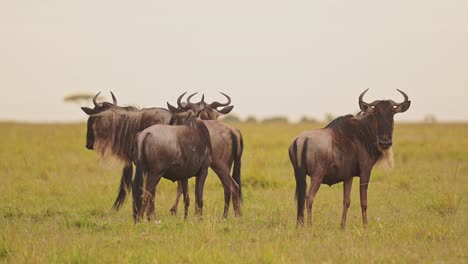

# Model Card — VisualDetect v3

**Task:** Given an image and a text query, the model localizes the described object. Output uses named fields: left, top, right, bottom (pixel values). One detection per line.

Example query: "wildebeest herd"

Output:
left=81, top=90, right=411, bottom=227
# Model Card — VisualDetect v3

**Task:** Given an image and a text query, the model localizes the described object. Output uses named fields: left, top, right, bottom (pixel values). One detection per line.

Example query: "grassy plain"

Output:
left=0, top=121, right=466, bottom=263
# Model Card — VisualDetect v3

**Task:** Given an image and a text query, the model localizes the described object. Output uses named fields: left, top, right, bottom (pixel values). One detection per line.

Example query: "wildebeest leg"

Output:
left=194, top=168, right=209, bottom=217
left=210, top=165, right=232, bottom=218
left=210, top=162, right=241, bottom=218
left=145, top=186, right=156, bottom=221
left=180, top=179, right=190, bottom=219
left=132, top=161, right=146, bottom=223
left=170, top=182, right=183, bottom=215
left=359, top=173, right=371, bottom=229
left=306, top=175, right=322, bottom=227
left=144, top=173, right=162, bottom=222
left=340, top=178, right=353, bottom=229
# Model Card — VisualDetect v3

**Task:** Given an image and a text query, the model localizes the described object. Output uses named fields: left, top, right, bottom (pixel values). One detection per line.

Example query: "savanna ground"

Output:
left=0, top=121, right=466, bottom=263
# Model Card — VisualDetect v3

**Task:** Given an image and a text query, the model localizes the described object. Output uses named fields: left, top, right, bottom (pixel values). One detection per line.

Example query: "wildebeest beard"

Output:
left=92, top=108, right=142, bottom=164
left=376, top=147, right=394, bottom=169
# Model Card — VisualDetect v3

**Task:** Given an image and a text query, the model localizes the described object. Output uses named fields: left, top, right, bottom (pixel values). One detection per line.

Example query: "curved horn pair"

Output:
left=359, top=89, right=409, bottom=105
left=92, top=91, right=117, bottom=107
left=178, top=92, right=230, bottom=108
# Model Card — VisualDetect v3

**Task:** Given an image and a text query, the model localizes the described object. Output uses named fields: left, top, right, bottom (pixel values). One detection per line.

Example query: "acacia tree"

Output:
left=63, top=93, right=106, bottom=106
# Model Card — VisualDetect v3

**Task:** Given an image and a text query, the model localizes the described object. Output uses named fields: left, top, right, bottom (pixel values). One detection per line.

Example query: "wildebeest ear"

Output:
left=218, top=105, right=234, bottom=115
left=359, top=102, right=374, bottom=113
left=394, top=101, right=411, bottom=113
left=167, top=102, right=179, bottom=113
left=81, top=107, right=98, bottom=115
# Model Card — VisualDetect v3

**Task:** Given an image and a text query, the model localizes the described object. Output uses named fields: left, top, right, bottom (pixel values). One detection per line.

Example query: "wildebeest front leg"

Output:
left=194, top=168, right=209, bottom=216
left=181, top=179, right=190, bottom=219
left=170, top=182, right=183, bottom=215
left=341, top=178, right=353, bottom=229
left=359, top=173, right=370, bottom=229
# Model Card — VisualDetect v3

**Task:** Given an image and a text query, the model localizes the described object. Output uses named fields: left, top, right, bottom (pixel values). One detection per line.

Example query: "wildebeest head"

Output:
left=167, top=92, right=197, bottom=125
left=196, top=93, right=234, bottom=120
left=80, top=92, right=118, bottom=150
left=187, top=92, right=234, bottom=120
left=358, top=89, right=411, bottom=149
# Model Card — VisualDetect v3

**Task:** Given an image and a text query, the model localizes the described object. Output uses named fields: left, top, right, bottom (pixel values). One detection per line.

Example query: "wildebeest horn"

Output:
left=177, top=92, right=188, bottom=108
left=186, top=92, right=198, bottom=104
left=210, top=92, right=231, bottom=108
left=396, top=89, right=409, bottom=103
left=110, top=91, right=117, bottom=105
left=358, top=88, right=369, bottom=105
left=201, top=94, right=205, bottom=103
left=93, top=92, right=102, bottom=107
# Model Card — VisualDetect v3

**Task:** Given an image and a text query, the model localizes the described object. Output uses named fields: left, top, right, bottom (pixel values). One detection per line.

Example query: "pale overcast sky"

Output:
left=1, top=1, right=467, bottom=122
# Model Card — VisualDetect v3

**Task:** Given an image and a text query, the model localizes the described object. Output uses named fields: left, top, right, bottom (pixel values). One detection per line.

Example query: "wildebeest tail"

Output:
left=112, top=165, right=133, bottom=211
left=231, top=130, right=243, bottom=201
left=289, top=137, right=307, bottom=223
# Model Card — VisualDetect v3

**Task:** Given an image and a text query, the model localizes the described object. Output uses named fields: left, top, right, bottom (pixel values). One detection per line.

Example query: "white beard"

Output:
left=376, top=147, right=394, bottom=170
left=93, top=138, right=124, bottom=167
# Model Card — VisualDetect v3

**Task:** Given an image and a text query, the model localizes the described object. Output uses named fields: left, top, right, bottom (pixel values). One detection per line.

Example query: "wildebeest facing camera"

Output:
left=289, top=89, right=411, bottom=228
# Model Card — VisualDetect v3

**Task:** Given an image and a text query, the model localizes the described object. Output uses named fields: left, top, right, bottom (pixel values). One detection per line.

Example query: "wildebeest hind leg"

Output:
left=144, top=173, right=162, bottom=222
left=306, top=175, right=322, bottom=227
left=211, top=163, right=241, bottom=218
left=145, top=186, right=156, bottom=221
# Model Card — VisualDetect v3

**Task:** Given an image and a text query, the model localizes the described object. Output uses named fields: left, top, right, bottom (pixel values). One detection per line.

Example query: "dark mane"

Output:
left=325, top=114, right=355, bottom=130
left=117, top=105, right=140, bottom=112
left=95, top=108, right=143, bottom=163
left=326, top=114, right=381, bottom=160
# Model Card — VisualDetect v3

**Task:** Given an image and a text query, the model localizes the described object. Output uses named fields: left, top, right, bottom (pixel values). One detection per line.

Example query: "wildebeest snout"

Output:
left=86, top=143, right=94, bottom=150
left=379, top=136, right=392, bottom=149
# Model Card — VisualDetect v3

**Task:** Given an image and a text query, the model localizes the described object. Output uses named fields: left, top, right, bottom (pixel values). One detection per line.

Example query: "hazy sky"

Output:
left=1, top=1, right=467, bottom=122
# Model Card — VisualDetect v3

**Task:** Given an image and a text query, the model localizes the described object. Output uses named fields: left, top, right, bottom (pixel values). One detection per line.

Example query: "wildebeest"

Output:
left=132, top=104, right=241, bottom=222
left=81, top=92, right=172, bottom=210
left=81, top=92, right=242, bottom=218
left=289, top=89, right=411, bottom=228
left=168, top=94, right=244, bottom=218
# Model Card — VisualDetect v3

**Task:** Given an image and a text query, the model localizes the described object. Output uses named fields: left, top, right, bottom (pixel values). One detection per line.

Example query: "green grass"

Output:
left=0, top=121, right=466, bottom=263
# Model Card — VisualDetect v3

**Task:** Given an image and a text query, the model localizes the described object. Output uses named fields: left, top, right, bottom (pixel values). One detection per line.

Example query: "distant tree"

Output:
left=424, top=114, right=437, bottom=123
left=64, top=93, right=106, bottom=105
left=262, top=116, right=289, bottom=124
left=299, top=116, right=318, bottom=124
left=245, top=116, right=258, bottom=123
left=221, top=114, right=241, bottom=123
